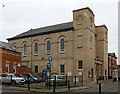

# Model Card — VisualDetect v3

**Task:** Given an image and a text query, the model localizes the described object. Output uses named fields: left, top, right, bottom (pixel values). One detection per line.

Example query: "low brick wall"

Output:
left=16, top=66, right=31, bottom=74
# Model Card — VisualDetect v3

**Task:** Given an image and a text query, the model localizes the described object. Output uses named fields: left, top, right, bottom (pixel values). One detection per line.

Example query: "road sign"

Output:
left=48, top=56, right=52, bottom=63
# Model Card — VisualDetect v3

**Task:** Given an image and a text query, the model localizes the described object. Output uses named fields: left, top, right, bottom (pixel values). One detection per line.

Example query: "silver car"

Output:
left=45, top=75, right=66, bottom=86
left=0, top=73, right=25, bottom=85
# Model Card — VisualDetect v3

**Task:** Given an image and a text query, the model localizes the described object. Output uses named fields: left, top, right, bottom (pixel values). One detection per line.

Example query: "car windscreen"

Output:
left=29, top=74, right=37, bottom=78
left=57, top=76, right=65, bottom=79
left=14, top=74, right=22, bottom=77
left=1, top=74, right=7, bottom=77
left=50, top=75, right=54, bottom=79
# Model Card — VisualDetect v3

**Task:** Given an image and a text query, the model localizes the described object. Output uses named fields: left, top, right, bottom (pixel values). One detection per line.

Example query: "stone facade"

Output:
left=8, top=7, right=108, bottom=83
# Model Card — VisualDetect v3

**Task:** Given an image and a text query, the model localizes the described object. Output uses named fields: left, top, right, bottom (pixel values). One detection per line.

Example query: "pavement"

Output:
left=1, top=80, right=114, bottom=93
left=1, top=83, right=98, bottom=93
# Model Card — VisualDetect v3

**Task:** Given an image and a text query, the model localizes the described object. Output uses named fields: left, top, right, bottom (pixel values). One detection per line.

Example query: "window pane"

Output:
left=46, top=40, right=51, bottom=53
left=6, top=64, right=9, bottom=73
left=60, top=38, right=65, bottom=52
left=78, top=60, right=83, bottom=69
left=35, top=66, right=38, bottom=73
left=61, top=39, right=64, bottom=49
left=13, top=64, right=17, bottom=73
left=34, top=42, right=38, bottom=55
left=23, top=44, right=27, bottom=56
left=60, top=65, right=64, bottom=73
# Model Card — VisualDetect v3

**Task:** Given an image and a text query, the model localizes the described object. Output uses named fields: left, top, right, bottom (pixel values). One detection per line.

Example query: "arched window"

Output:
left=22, top=43, right=27, bottom=56
left=12, top=43, right=16, bottom=48
left=46, top=40, right=51, bottom=54
left=59, top=38, right=65, bottom=52
left=34, top=41, right=38, bottom=55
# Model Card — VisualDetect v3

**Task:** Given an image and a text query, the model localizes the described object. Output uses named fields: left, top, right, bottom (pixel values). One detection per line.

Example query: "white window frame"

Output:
left=22, top=43, right=27, bottom=56
left=13, top=64, right=17, bottom=73
left=12, top=43, right=16, bottom=48
left=6, top=63, right=10, bottom=73
left=59, top=37, right=65, bottom=53
left=77, top=60, right=83, bottom=70
left=60, top=64, right=65, bottom=75
left=34, top=41, right=39, bottom=55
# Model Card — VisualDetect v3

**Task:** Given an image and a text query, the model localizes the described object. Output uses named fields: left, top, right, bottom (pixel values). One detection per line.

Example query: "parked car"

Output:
left=45, top=75, right=66, bottom=86
left=0, top=73, right=25, bottom=85
left=20, top=74, right=40, bottom=83
left=20, top=74, right=32, bottom=84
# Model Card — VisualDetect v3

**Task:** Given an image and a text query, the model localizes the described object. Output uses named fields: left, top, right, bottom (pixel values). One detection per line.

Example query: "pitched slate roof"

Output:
left=7, top=22, right=73, bottom=41
left=0, top=41, right=19, bottom=52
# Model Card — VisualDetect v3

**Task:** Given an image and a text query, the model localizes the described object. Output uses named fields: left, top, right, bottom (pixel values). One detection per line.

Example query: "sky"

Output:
left=0, top=0, right=119, bottom=63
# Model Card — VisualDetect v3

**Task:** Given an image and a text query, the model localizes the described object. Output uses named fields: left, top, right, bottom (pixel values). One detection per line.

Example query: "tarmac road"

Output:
left=72, top=81, right=119, bottom=93
left=1, top=81, right=119, bottom=94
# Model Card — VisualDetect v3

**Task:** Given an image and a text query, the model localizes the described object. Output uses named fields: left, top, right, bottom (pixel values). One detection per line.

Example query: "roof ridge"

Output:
left=7, top=21, right=73, bottom=41
left=32, top=21, right=73, bottom=30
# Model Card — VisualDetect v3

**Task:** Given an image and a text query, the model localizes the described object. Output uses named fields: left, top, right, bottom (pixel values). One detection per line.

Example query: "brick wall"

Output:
left=108, top=55, right=117, bottom=78
left=16, top=66, right=31, bottom=74
left=0, top=48, right=31, bottom=74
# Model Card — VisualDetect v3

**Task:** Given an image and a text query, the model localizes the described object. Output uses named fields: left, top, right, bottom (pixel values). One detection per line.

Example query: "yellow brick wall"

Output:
left=8, top=8, right=108, bottom=83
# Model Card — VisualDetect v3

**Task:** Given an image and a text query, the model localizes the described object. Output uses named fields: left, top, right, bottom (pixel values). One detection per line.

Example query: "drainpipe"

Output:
left=31, top=37, right=33, bottom=74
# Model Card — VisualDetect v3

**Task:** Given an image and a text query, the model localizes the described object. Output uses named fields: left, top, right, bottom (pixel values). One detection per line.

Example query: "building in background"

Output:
left=118, top=65, right=120, bottom=80
left=7, top=7, right=108, bottom=83
left=108, top=53, right=118, bottom=80
left=0, top=41, right=31, bottom=74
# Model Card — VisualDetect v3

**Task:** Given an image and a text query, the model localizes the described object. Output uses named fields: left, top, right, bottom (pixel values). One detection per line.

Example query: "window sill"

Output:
left=46, top=50, right=51, bottom=55
left=77, top=69, right=83, bottom=71
left=46, top=53, right=51, bottom=55
left=23, top=55, right=27, bottom=57
left=34, top=54, right=38, bottom=56
left=60, top=50, right=65, bottom=54
left=60, top=73, right=65, bottom=75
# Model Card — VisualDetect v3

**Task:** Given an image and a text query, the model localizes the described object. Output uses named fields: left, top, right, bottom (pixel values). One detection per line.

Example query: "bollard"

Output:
left=48, top=75, right=51, bottom=90
left=97, top=76, right=99, bottom=84
left=99, top=83, right=101, bottom=94
left=53, top=76, right=56, bottom=92
left=10, top=75, right=12, bottom=85
left=66, top=74, right=68, bottom=86
left=81, top=75, right=83, bottom=86
left=27, top=75, right=30, bottom=90
left=47, top=76, right=49, bottom=89
left=53, top=80, right=56, bottom=92
left=68, top=80, right=70, bottom=90
left=75, top=76, right=76, bottom=86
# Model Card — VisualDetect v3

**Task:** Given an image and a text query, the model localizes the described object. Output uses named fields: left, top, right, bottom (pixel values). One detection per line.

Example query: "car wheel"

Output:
left=11, top=80, right=16, bottom=85
left=18, top=82, right=24, bottom=85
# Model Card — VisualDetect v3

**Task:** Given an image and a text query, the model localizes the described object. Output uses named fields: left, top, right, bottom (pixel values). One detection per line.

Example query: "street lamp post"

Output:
left=47, top=56, right=52, bottom=90
left=95, top=56, right=99, bottom=84
left=48, top=56, right=52, bottom=72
